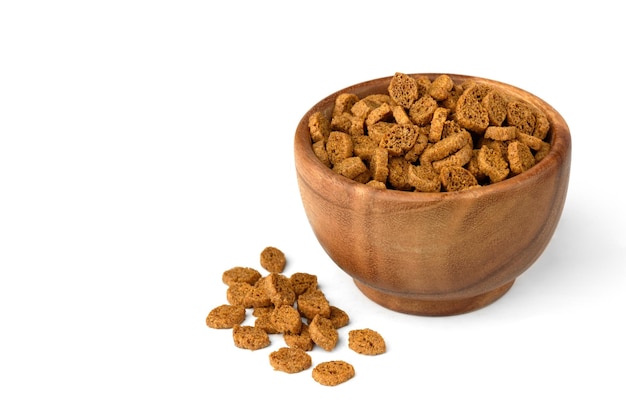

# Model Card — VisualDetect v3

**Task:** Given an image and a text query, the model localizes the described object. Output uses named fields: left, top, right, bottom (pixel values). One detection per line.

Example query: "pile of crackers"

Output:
left=206, top=246, right=386, bottom=386
left=308, top=72, right=551, bottom=192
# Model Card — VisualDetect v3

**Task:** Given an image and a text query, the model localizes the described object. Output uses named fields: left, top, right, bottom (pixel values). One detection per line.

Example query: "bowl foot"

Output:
left=352, top=279, right=516, bottom=316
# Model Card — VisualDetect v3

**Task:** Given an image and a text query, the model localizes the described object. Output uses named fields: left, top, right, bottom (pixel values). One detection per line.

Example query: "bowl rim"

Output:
left=294, top=72, right=571, bottom=204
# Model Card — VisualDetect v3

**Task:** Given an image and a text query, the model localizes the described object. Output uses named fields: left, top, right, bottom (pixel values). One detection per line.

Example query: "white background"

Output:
left=1, top=1, right=625, bottom=417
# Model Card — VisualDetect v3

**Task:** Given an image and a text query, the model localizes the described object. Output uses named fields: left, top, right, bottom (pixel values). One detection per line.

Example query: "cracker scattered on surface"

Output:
left=297, top=289, right=331, bottom=321
left=226, top=282, right=253, bottom=307
left=269, top=347, right=312, bottom=374
left=222, top=267, right=261, bottom=286
left=265, top=272, right=296, bottom=308
left=232, top=325, right=270, bottom=351
left=312, top=361, right=355, bottom=386
left=284, top=323, right=314, bottom=351
left=260, top=247, right=287, bottom=273
left=271, top=305, right=302, bottom=334
left=348, top=328, right=386, bottom=355
left=328, top=306, right=350, bottom=329
left=289, top=272, right=318, bottom=296
left=205, top=304, right=246, bottom=329
left=207, top=248, right=386, bottom=385
left=309, top=314, right=339, bottom=351
left=243, top=276, right=273, bottom=308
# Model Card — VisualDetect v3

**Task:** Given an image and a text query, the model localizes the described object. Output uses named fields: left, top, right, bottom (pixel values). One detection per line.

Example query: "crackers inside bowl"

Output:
left=294, top=73, right=571, bottom=316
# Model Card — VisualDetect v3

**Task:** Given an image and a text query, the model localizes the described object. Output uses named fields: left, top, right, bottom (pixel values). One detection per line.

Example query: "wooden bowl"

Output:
left=294, top=73, right=571, bottom=316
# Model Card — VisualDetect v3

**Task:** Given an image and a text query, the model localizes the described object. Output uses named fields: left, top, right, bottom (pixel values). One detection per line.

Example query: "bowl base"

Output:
left=352, top=279, right=516, bottom=316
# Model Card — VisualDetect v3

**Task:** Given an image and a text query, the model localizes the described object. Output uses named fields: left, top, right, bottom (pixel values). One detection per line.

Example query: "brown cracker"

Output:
left=297, top=289, right=331, bottom=321
left=269, top=347, right=312, bottom=374
left=232, top=325, right=270, bottom=351
left=289, top=272, right=318, bottom=296
left=222, top=266, right=261, bottom=286
left=309, top=73, right=552, bottom=192
left=206, top=304, right=246, bottom=329
left=309, top=314, right=339, bottom=352
left=260, top=246, right=286, bottom=274
left=328, top=306, right=350, bottom=329
left=265, top=272, right=296, bottom=307
left=387, top=72, right=419, bottom=109
left=439, top=165, right=479, bottom=192
left=478, top=145, right=510, bottom=183
left=507, top=141, right=536, bottom=175
left=312, top=361, right=355, bottom=386
left=348, top=328, right=386, bottom=355
left=284, top=323, right=314, bottom=351
left=271, top=305, right=302, bottom=334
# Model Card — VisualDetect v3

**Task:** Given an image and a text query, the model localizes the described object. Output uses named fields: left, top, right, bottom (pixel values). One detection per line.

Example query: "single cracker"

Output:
left=439, top=165, right=480, bottom=192
left=515, top=130, right=544, bottom=151
left=271, top=304, right=302, bottom=334
left=369, top=147, right=389, bottom=183
left=533, top=110, right=550, bottom=139
left=534, top=141, right=551, bottom=162
left=409, top=95, right=438, bottom=126
left=289, top=272, right=318, bottom=296
left=484, top=126, right=517, bottom=141
left=284, top=323, right=314, bottom=351
left=331, top=112, right=364, bottom=136
left=482, top=88, right=507, bottom=126
left=348, top=328, right=387, bottom=355
left=378, top=123, right=419, bottom=157
left=478, top=145, right=510, bottom=183
left=222, top=266, right=262, bottom=286
left=387, top=156, right=413, bottom=191
left=260, top=246, right=286, bottom=273
left=269, top=347, right=312, bottom=374
left=326, top=131, right=354, bottom=166
left=226, top=282, right=253, bottom=306
left=332, top=156, right=370, bottom=183
left=507, top=141, right=536, bottom=175
left=328, top=306, right=350, bottom=329
left=351, top=97, right=379, bottom=119
left=428, top=74, right=454, bottom=101
left=407, top=164, right=441, bottom=192
left=232, top=325, right=270, bottom=351
left=243, top=275, right=273, bottom=308
left=352, top=134, right=379, bottom=163
left=332, top=93, right=359, bottom=117
left=432, top=143, right=473, bottom=173
left=308, top=111, right=331, bottom=143
left=466, top=149, right=488, bottom=183
left=312, top=140, right=331, bottom=168
left=391, top=105, right=412, bottom=124
left=264, top=272, right=296, bottom=307
left=506, top=99, right=536, bottom=135
left=387, top=72, right=419, bottom=109
left=297, top=289, right=331, bottom=321
left=365, top=180, right=387, bottom=189
left=403, top=132, right=429, bottom=163
left=428, top=107, right=450, bottom=142
left=419, top=130, right=471, bottom=166
left=365, top=101, right=393, bottom=129
left=312, top=361, right=355, bottom=386
left=309, top=314, right=339, bottom=351
left=455, top=84, right=490, bottom=133
left=206, top=304, right=246, bottom=329
left=254, top=310, right=281, bottom=334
